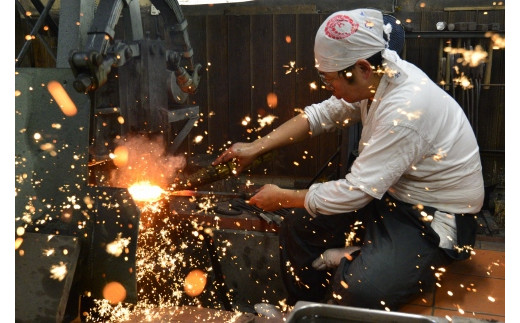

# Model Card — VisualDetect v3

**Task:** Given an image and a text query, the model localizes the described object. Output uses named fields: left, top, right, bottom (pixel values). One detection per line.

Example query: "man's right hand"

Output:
left=212, top=142, right=260, bottom=175
left=311, top=246, right=361, bottom=271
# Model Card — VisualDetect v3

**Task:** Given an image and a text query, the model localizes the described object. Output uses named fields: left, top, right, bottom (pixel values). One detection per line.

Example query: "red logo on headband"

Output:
left=325, top=15, right=359, bottom=40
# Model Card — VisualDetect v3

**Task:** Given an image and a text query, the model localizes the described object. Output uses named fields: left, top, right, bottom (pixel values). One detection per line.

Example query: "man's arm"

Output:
left=249, top=184, right=308, bottom=211
left=212, top=113, right=312, bottom=173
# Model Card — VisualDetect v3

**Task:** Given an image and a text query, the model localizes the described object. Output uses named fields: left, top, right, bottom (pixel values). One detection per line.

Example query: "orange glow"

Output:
left=47, top=80, right=78, bottom=116
left=266, top=92, right=278, bottom=109
left=184, top=269, right=207, bottom=297
left=112, top=146, right=129, bottom=167
left=128, top=181, right=165, bottom=202
left=285, top=35, right=292, bottom=43
left=103, top=281, right=127, bottom=304
left=15, top=238, right=23, bottom=250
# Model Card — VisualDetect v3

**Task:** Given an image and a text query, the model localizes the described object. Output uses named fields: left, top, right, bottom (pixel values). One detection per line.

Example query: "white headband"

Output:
left=314, top=9, right=389, bottom=72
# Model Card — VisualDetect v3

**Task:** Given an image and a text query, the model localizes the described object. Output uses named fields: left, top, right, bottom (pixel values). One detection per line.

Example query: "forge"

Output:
left=15, top=1, right=286, bottom=321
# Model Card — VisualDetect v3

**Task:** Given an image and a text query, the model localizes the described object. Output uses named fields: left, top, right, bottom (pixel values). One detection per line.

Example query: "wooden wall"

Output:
left=15, top=0, right=505, bottom=186
left=180, top=13, right=339, bottom=181
left=178, top=5, right=505, bottom=185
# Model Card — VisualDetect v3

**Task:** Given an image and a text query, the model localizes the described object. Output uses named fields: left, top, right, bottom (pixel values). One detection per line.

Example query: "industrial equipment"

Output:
left=15, top=1, right=235, bottom=321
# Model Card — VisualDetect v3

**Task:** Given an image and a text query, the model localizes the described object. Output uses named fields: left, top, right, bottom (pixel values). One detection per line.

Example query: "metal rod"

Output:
left=16, top=0, right=56, bottom=67
left=405, top=31, right=504, bottom=39
left=169, top=190, right=253, bottom=199
left=15, top=1, right=56, bottom=63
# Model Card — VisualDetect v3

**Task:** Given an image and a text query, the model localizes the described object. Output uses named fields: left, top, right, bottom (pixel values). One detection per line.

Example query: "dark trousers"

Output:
left=279, top=194, right=455, bottom=310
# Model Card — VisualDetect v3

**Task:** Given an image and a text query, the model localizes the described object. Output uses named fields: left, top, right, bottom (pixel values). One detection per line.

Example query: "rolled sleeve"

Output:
left=304, top=180, right=374, bottom=217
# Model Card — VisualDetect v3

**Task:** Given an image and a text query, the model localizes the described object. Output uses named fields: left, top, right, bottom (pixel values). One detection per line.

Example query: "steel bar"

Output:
left=169, top=190, right=253, bottom=199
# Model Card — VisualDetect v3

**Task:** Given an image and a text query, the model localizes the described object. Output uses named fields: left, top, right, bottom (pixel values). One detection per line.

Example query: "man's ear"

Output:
left=355, top=59, right=373, bottom=78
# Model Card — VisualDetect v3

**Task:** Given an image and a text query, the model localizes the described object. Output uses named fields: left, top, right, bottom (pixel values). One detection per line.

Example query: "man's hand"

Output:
left=212, top=142, right=259, bottom=175
left=248, top=184, right=285, bottom=211
left=249, top=184, right=307, bottom=212
left=311, top=246, right=361, bottom=271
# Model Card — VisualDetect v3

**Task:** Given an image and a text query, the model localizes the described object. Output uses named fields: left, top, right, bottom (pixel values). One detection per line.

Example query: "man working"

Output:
left=213, top=8, right=484, bottom=310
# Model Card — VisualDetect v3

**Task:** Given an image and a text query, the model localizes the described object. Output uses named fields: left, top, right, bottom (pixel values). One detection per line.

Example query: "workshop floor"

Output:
left=124, top=235, right=506, bottom=323
left=398, top=235, right=506, bottom=322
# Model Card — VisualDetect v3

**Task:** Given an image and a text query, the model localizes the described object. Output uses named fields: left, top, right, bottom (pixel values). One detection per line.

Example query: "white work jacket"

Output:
left=303, top=51, right=484, bottom=248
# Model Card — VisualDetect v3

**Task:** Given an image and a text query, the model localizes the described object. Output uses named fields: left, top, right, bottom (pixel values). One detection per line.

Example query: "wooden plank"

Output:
left=444, top=6, right=505, bottom=11
left=227, top=15, right=252, bottom=145
left=250, top=14, right=275, bottom=174
left=272, top=14, right=298, bottom=176
left=205, top=15, right=230, bottom=154
left=294, top=14, right=320, bottom=179
left=185, top=15, right=209, bottom=156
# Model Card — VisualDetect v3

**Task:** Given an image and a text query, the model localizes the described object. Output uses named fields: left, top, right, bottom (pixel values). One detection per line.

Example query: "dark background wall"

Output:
left=15, top=0, right=505, bottom=189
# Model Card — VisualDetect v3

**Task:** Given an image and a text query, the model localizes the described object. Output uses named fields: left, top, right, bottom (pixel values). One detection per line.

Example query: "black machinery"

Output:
left=14, top=1, right=221, bottom=321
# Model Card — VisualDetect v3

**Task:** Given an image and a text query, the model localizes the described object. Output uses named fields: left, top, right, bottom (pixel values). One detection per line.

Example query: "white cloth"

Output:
left=303, top=52, right=484, bottom=248
left=314, top=8, right=387, bottom=72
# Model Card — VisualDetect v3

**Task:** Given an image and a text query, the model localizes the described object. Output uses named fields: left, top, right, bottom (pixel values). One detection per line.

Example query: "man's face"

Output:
left=318, top=63, right=374, bottom=103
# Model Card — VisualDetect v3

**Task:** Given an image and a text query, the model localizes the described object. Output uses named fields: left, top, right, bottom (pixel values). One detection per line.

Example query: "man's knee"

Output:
left=330, top=257, right=423, bottom=310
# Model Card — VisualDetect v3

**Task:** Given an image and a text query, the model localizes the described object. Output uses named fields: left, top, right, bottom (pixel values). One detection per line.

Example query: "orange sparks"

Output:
left=128, top=181, right=165, bottom=202
left=49, top=262, right=68, bottom=281
left=103, top=281, right=127, bottom=304
left=47, top=80, right=78, bottom=117
left=111, top=146, right=129, bottom=168
left=184, top=269, right=207, bottom=297
left=15, top=238, right=23, bottom=249
left=257, top=115, right=277, bottom=129
left=193, top=135, right=204, bottom=144
left=267, top=92, right=278, bottom=109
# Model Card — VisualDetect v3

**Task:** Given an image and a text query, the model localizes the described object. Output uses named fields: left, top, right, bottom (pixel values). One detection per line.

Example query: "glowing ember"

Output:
left=111, top=146, right=129, bottom=168
left=486, top=32, right=505, bottom=49
left=50, top=261, right=68, bottom=281
left=43, top=248, right=55, bottom=256
left=193, top=135, right=204, bottom=143
left=47, top=80, right=78, bottom=117
left=241, top=116, right=251, bottom=126
left=184, top=269, right=207, bottom=297
left=128, top=181, right=165, bottom=202
left=106, top=233, right=131, bottom=257
left=103, top=281, right=127, bottom=304
left=267, top=92, right=278, bottom=108
left=16, top=227, right=25, bottom=236
left=15, top=238, right=23, bottom=249
left=283, top=60, right=303, bottom=74
left=257, top=115, right=277, bottom=129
